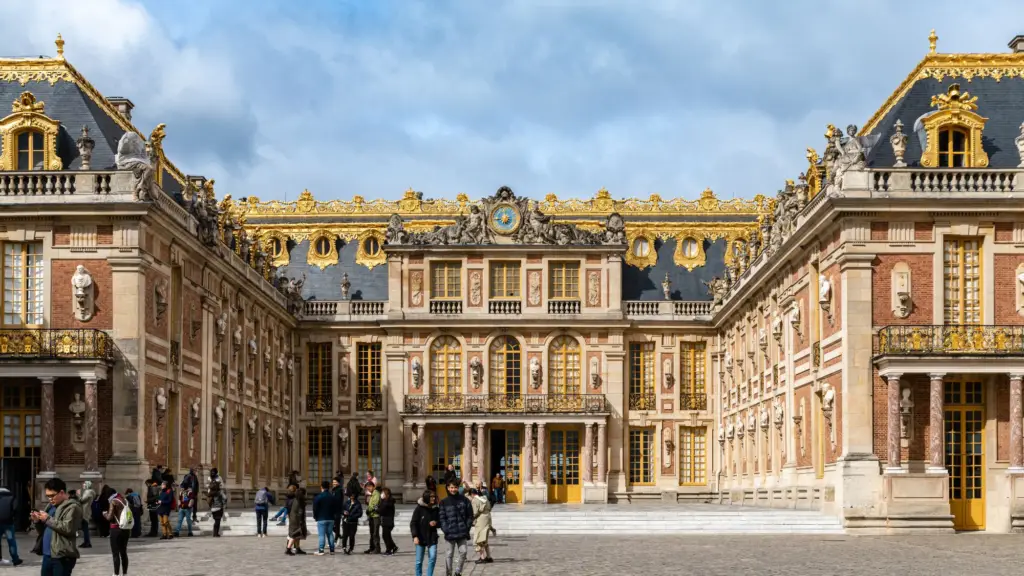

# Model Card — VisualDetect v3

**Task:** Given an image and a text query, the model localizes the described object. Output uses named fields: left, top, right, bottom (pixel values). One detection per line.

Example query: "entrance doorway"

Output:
left=547, top=427, right=581, bottom=503
left=944, top=380, right=985, bottom=531
left=430, top=428, right=463, bottom=501
left=489, top=428, right=521, bottom=503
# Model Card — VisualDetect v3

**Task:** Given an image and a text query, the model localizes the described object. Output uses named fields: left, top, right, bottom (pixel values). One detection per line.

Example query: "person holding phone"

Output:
left=32, top=477, right=82, bottom=575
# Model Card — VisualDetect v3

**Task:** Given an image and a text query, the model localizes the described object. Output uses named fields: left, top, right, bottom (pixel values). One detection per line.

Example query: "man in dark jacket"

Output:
left=330, top=478, right=344, bottom=541
left=340, top=491, right=362, bottom=555
left=0, top=486, right=22, bottom=565
left=438, top=480, right=473, bottom=576
left=312, top=481, right=337, bottom=555
left=145, top=480, right=161, bottom=537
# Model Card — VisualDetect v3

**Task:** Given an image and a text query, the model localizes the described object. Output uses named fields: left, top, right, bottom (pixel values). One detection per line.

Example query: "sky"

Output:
left=1, top=0, right=1022, bottom=202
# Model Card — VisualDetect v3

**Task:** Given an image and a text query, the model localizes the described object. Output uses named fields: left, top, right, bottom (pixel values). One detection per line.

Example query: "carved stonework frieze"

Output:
left=587, top=270, right=601, bottom=307
left=469, top=269, right=482, bottom=307
left=410, top=270, right=424, bottom=307
left=527, top=271, right=541, bottom=307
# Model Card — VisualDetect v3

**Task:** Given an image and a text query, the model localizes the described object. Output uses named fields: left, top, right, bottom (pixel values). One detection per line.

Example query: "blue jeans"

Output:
left=255, top=508, right=269, bottom=535
left=316, top=520, right=335, bottom=552
left=80, top=518, right=91, bottom=546
left=0, top=524, right=17, bottom=562
left=41, top=555, right=77, bottom=576
left=175, top=508, right=193, bottom=535
left=271, top=506, right=288, bottom=522
left=415, top=543, right=437, bottom=576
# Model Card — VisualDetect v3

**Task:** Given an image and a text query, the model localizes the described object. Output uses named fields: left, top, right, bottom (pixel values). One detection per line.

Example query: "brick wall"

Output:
left=997, top=376, right=1010, bottom=462
left=870, top=222, right=887, bottom=241
left=914, top=222, right=933, bottom=242
left=994, top=255, right=1024, bottom=325
left=50, top=260, right=113, bottom=329
left=995, top=222, right=1014, bottom=243
left=872, top=254, right=933, bottom=327
left=53, top=377, right=113, bottom=466
left=97, top=225, right=113, bottom=245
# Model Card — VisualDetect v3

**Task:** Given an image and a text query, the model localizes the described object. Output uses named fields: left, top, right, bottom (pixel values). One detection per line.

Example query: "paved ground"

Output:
left=7, top=531, right=1024, bottom=575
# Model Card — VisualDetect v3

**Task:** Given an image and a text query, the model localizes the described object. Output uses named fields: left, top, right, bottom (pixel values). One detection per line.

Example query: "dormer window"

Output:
left=16, top=130, right=44, bottom=170
left=306, top=230, right=338, bottom=270
left=269, top=237, right=284, bottom=259
left=920, top=84, right=989, bottom=169
left=314, top=237, right=331, bottom=257
left=0, top=92, right=63, bottom=171
left=938, top=127, right=969, bottom=168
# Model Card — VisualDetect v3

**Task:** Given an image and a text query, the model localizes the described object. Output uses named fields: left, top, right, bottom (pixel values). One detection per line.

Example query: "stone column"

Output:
left=929, top=373, right=947, bottom=473
left=417, top=421, right=427, bottom=487
left=597, top=422, right=607, bottom=483
left=463, top=423, right=472, bottom=482
left=475, top=422, right=486, bottom=486
left=83, top=377, right=101, bottom=478
left=885, top=374, right=903, bottom=473
left=1011, top=374, right=1024, bottom=473
left=39, top=377, right=55, bottom=477
left=523, top=424, right=533, bottom=485
left=583, top=423, right=594, bottom=483
left=404, top=422, right=414, bottom=485
left=536, top=423, right=547, bottom=485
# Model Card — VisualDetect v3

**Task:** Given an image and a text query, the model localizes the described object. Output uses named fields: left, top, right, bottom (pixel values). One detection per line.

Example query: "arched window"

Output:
left=430, top=336, right=462, bottom=395
left=16, top=129, right=44, bottom=170
left=938, top=127, right=969, bottom=168
left=489, top=336, right=521, bottom=396
left=548, top=336, right=581, bottom=396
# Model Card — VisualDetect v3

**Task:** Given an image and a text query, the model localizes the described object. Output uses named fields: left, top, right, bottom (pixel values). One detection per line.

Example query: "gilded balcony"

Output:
left=876, top=325, right=1024, bottom=356
left=305, top=393, right=333, bottom=412
left=402, top=393, right=608, bottom=415
left=628, top=392, right=658, bottom=411
left=356, top=392, right=384, bottom=412
left=679, top=392, right=708, bottom=411
left=0, top=329, right=113, bottom=362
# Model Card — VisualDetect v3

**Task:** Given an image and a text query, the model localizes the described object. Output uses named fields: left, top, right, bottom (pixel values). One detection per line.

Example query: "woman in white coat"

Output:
left=470, top=488, right=494, bottom=564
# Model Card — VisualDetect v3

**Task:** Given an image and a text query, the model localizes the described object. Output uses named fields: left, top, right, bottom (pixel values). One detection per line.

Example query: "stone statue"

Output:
left=247, top=414, right=257, bottom=436
left=469, top=357, right=483, bottom=389
left=663, top=358, right=674, bottom=390
left=69, top=392, right=85, bottom=443
left=287, top=428, right=295, bottom=444
left=661, top=273, right=672, bottom=300
left=704, top=277, right=727, bottom=305
left=216, top=312, right=227, bottom=344
left=287, top=355, right=295, bottom=375
left=726, top=421, right=734, bottom=439
left=189, top=187, right=219, bottom=247
left=263, top=421, right=272, bottom=440
left=277, top=353, right=286, bottom=373
left=758, top=328, right=767, bottom=352
left=771, top=316, right=783, bottom=341
left=759, top=406, right=769, bottom=431
left=747, top=411, right=757, bottom=433
left=899, top=386, right=914, bottom=440
left=155, top=387, right=167, bottom=414
left=1016, top=122, right=1024, bottom=168
left=248, top=338, right=258, bottom=359
left=411, top=357, right=423, bottom=389
left=465, top=205, right=491, bottom=244
left=724, top=351, right=734, bottom=373
left=76, top=125, right=95, bottom=170
left=277, top=273, right=307, bottom=316
left=215, top=399, right=226, bottom=427
left=590, top=357, right=600, bottom=389
left=735, top=416, right=745, bottom=438
left=114, top=132, right=155, bottom=201
left=340, top=273, right=350, bottom=300
left=663, top=434, right=675, bottom=466
left=232, top=326, right=242, bottom=352
left=190, top=398, right=200, bottom=426
left=71, top=265, right=94, bottom=322
left=819, top=275, right=832, bottom=304
left=529, top=357, right=542, bottom=390
left=277, top=426, right=284, bottom=441
left=773, top=399, right=784, bottom=428
left=603, top=213, right=627, bottom=245
left=154, top=280, right=168, bottom=321
left=890, top=119, right=908, bottom=167
left=338, top=428, right=349, bottom=456
left=384, top=214, right=408, bottom=245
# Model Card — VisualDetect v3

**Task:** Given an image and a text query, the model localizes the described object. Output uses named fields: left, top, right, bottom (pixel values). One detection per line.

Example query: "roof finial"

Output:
left=55, top=33, right=65, bottom=60
left=928, top=29, right=938, bottom=55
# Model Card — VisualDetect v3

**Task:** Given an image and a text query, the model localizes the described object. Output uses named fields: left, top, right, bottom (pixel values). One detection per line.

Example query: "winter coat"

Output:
left=312, top=491, right=337, bottom=522
left=145, top=485, right=161, bottom=511
left=438, top=493, right=473, bottom=541
left=287, top=494, right=307, bottom=540
left=158, top=489, right=173, bottom=515
left=442, top=469, right=458, bottom=488
left=78, top=484, right=96, bottom=521
left=44, top=498, right=82, bottom=559
left=208, top=490, right=226, bottom=513
left=0, top=488, right=16, bottom=525
left=471, top=495, right=493, bottom=546
left=342, top=498, right=362, bottom=524
left=367, top=489, right=381, bottom=518
left=345, top=476, right=361, bottom=498
left=378, top=495, right=395, bottom=527
left=409, top=498, right=440, bottom=547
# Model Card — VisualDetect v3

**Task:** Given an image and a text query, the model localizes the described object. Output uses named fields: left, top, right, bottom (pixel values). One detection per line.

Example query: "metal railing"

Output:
left=305, top=393, right=333, bottom=412
left=679, top=392, right=707, bottom=411
left=876, top=325, right=1024, bottom=355
left=628, top=392, right=658, bottom=411
left=0, top=328, right=113, bottom=361
left=403, top=393, right=607, bottom=414
left=356, top=392, right=383, bottom=412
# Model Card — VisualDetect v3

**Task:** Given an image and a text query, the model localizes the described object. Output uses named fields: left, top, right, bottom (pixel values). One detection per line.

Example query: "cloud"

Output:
left=2, top=0, right=1024, bottom=201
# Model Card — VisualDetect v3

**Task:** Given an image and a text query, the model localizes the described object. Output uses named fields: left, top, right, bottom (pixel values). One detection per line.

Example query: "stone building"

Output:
left=3, top=32, right=1024, bottom=532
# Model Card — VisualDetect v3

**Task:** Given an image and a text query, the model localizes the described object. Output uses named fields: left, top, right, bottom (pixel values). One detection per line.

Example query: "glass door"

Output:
left=548, top=427, right=580, bottom=503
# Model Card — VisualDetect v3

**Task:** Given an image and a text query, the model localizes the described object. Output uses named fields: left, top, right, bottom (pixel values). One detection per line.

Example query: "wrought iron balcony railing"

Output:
left=403, top=393, right=608, bottom=414
left=876, top=325, right=1024, bottom=356
left=356, top=392, right=384, bottom=412
left=679, top=392, right=708, bottom=411
left=0, top=329, right=113, bottom=361
left=305, top=393, right=333, bottom=412
left=628, top=392, right=658, bottom=411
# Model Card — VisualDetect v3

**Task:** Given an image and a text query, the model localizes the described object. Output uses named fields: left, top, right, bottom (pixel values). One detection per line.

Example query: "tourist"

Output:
left=439, top=479, right=473, bottom=576
left=345, top=473, right=361, bottom=501
left=207, top=482, right=226, bottom=537
left=144, top=480, right=161, bottom=537
left=33, top=477, right=82, bottom=575
left=157, top=481, right=173, bottom=539
left=365, top=482, right=381, bottom=554
left=364, top=470, right=378, bottom=501
left=330, top=477, right=345, bottom=542
left=379, top=487, right=398, bottom=555
left=286, top=486, right=308, bottom=555
left=181, top=468, right=199, bottom=523
left=150, top=465, right=164, bottom=484
left=490, top=474, right=504, bottom=505
left=287, top=470, right=301, bottom=489
left=254, top=485, right=274, bottom=538
left=340, top=489, right=362, bottom=555
left=0, top=484, right=22, bottom=566
left=103, top=490, right=132, bottom=576
left=442, top=465, right=458, bottom=488
left=312, top=480, right=337, bottom=555
left=425, top=475, right=437, bottom=495
left=77, top=481, right=95, bottom=548
left=410, top=490, right=439, bottom=576
left=208, top=467, right=222, bottom=486
left=123, top=488, right=143, bottom=539
left=96, top=485, right=115, bottom=538
left=471, top=488, right=494, bottom=564
left=173, top=485, right=195, bottom=537
left=271, top=486, right=292, bottom=527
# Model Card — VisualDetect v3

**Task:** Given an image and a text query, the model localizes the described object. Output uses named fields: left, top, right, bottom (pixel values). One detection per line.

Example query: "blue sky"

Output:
left=2, top=0, right=1023, bottom=201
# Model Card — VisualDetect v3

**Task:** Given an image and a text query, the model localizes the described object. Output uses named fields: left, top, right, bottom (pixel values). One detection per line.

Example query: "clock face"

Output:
left=489, top=203, right=521, bottom=235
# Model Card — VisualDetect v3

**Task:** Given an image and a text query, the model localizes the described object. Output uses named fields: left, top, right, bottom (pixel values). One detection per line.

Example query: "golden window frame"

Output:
left=624, top=229, right=657, bottom=269
left=355, top=229, right=386, bottom=270
left=673, top=233, right=706, bottom=271
left=261, top=230, right=290, bottom=267
left=920, top=84, right=989, bottom=168
left=306, top=229, right=338, bottom=270
left=0, top=92, right=63, bottom=171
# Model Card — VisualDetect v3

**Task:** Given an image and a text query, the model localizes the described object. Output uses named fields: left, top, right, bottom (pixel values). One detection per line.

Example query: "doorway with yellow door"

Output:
left=489, top=427, right=522, bottom=503
left=547, top=426, right=581, bottom=503
left=430, top=427, right=463, bottom=502
left=944, top=380, right=985, bottom=531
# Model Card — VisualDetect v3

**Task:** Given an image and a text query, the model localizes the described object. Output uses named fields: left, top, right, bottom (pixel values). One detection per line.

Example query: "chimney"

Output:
left=106, top=97, right=134, bottom=122
left=1009, top=35, right=1024, bottom=53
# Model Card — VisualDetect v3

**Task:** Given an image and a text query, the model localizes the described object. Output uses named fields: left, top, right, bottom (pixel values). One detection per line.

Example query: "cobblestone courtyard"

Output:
left=7, top=532, right=1024, bottom=575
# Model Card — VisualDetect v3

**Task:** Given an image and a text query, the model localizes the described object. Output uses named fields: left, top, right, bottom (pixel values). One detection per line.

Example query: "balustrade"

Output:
left=547, top=300, right=581, bottom=315
left=869, top=168, right=1022, bottom=193
left=488, top=300, right=522, bottom=315
left=0, top=328, right=113, bottom=360
left=403, top=393, right=607, bottom=414
left=877, top=325, right=1024, bottom=355
left=430, top=300, right=463, bottom=315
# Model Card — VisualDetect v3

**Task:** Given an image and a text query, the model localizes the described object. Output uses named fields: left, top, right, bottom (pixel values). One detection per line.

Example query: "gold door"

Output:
left=547, top=428, right=580, bottom=503
left=944, top=381, right=985, bottom=531
left=430, top=428, right=462, bottom=502
left=502, top=430, right=522, bottom=503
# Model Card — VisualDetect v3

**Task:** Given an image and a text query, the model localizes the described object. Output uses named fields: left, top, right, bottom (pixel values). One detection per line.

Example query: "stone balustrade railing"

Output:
left=0, top=171, right=126, bottom=197
left=488, top=300, right=522, bottom=315
left=548, top=300, right=581, bottom=315
left=429, top=300, right=463, bottom=315
left=868, top=168, right=1024, bottom=194
left=302, top=300, right=389, bottom=319
left=623, top=300, right=713, bottom=318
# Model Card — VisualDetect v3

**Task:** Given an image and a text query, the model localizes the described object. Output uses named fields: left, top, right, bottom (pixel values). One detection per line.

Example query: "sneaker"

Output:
left=12, top=559, right=22, bottom=566
left=382, top=551, right=393, bottom=557
left=0, top=559, right=10, bottom=566
left=314, top=551, right=325, bottom=556
left=295, top=548, right=307, bottom=555
left=80, top=543, right=92, bottom=548
left=285, top=549, right=295, bottom=556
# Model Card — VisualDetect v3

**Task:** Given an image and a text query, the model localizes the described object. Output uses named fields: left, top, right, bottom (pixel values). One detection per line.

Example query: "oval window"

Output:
left=682, top=237, right=699, bottom=258
left=315, top=236, right=332, bottom=257
left=363, top=236, right=381, bottom=257
left=632, top=237, right=650, bottom=257
left=270, top=237, right=284, bottom=258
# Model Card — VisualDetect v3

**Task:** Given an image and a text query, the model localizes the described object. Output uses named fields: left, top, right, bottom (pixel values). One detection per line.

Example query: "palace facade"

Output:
left=2, top=32, right=1024, bottom=533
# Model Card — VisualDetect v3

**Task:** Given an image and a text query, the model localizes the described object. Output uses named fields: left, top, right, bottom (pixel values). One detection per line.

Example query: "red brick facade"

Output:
left=872, top=254, right=933, bottom=327
left=50, top=260, right=113, bottom=330
left=994, top=254, right=1024, bottom=325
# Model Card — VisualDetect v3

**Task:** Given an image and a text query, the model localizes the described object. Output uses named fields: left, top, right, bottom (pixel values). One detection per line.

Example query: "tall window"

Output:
left=679, top=426, right=707, bottom=485
left=357, top=427, right=383, bottom=479
left=628, top=427, right=655, bottom=485
left=943, top=238, right=981, bottom=325
left=15, top=130, right=44, bottom=171
left=489, top=261, right=521, bottom=298
left=681, top=342, right=706, bottom=409
left=548, top=336, right=581, bottom=395
left=306, top=427, right=333, bottom=486
left=306, top=342, right=332, bottom=398
left=938, top=127, right=970, bottom=168
left=357, top=343, right=382, bottom=407
left=431, top=261, right=462, bottom=299
left=489, top=336, right=521, bottom=395
left=2, top=384, right=41, bottom=461
left=430, top=336, right=462, bottom=395
left=628, top=342, right=655, bottom=410
left=549, top=262, right=579, bottom=299
left=2, top=242, right=43, bottom=327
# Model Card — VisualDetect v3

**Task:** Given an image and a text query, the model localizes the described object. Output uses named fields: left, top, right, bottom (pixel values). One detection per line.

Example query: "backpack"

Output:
left=254, top=489, right=268, bottom=506
left=126, top=493, right=142, bottom=510
left=118, top=502, right=135, bottom=530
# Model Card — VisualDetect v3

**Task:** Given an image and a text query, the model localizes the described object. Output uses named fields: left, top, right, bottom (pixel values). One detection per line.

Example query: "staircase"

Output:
left=190, top=504, right=843, bottom=536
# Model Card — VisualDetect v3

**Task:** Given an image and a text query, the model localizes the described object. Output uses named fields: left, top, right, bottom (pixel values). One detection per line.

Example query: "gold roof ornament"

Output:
left=696, top=188, right=719, bottom=211
left=55, top=34, right=64, bottom=60
left=12, top=91, right=45, bottom=113
left=929, top=29, right=938, bottom=55
left=930, top=83, right=978, bottom=111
